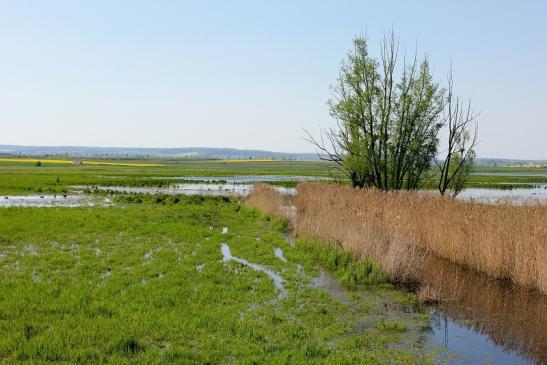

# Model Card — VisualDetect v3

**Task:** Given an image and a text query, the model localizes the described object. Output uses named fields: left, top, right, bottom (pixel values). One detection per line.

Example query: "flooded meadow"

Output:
left=1, top=171, right=545, bottom=364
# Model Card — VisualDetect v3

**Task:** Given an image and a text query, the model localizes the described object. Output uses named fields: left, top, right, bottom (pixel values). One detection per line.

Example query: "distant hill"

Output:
left=1, top=145, right=544, bottom=164
left=0, top=144, right=321, bottom=160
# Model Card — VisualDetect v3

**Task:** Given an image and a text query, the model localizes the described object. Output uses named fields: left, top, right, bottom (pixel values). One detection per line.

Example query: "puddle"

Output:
left=281, top=232, right=296, bottom=247
left=312, top=266, right=349, bottom=304
left=1, top=194, right=105, bottom=207
left=273, top=247, right=287, bottom=262
left=221, top=243, right=287, bottom=304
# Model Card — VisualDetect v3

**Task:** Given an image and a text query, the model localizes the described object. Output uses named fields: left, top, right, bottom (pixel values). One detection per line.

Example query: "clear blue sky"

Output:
left=1, top=0, right=546, bottom=159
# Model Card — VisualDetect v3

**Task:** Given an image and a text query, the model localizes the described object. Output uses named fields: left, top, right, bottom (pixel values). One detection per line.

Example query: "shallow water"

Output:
left=305, top=238, right=546, bottom=364
left=457, top=184, right=547, bottom=204
left=221, top=243, right=286, bottom=298
left=417, top=185, right=547, bottom=204
left=74, top=184, right=296, bottom=197
left=420, top=256, right=546, bottom=364
left=273, top=247, right=287, bottom=262
left=427, top=309, right=535, bottom=365
left=281, top=232, right=296, bottom=247
left=312, top=266, right=349, bottom=304
left=75, top=178, right=546, bottom=204
left=0, top=194, right=105, bottom=207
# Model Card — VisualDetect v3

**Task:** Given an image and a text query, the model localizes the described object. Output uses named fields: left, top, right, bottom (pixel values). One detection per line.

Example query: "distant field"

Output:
left=0, top=158, right=165, bottom=167
left=0, top=158, right=545, bottom=195
left=0, top=159, right=336, bottom=195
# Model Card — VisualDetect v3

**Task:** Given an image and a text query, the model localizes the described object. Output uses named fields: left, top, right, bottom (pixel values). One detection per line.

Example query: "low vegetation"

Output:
left=0, top=194, right=434, bottom=364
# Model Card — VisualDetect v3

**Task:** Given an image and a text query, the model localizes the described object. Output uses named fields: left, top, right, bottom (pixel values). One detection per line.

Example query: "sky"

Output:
left=0, top=0, right=546, bottom=159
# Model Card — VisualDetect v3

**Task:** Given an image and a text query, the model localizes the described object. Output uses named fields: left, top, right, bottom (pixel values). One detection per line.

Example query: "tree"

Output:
left=307, top=33, right=477, bottom=193
left=307, top=33, right=444, bottom=190
left=435, top=68, right=478, bottom=197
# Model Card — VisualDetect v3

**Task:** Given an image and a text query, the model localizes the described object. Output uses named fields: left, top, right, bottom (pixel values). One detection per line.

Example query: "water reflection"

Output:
left=420, top=256, right=547, bottom=364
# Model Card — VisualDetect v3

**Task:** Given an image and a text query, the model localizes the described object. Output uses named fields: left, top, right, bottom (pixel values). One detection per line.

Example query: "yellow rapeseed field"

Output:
left=0, top=158, right=165, bottom=167
left=0, top=158, right=73, bottom=164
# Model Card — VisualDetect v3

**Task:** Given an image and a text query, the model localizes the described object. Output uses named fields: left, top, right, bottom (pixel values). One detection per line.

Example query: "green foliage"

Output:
left=325, top=34, right=445, bottom=190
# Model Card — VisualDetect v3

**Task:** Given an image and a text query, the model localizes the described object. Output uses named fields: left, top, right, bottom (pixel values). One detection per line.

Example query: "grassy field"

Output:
left=1, top=159, right=545, bottom=363
left=0, top=194, right=435, bottom=364
left=0, top=159, right=335, bottom=195
left=1, top=158, right=546, bottom=195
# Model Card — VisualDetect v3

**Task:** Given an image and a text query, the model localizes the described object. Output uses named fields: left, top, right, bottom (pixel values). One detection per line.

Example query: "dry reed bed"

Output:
left=294, top=182, right=546, bottom=293
left=246, top=183, right=295, bottom=224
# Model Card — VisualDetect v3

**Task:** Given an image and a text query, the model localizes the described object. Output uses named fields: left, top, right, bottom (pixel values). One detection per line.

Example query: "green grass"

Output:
left=0, top=160, right=337, bottom=195
left=1, top=159, right=545, bottom=195
left=298, top=237, right=389, bottom=287
left=0, top=195, right=434, bottom=364
left=375, top=320, right=407, bottom=333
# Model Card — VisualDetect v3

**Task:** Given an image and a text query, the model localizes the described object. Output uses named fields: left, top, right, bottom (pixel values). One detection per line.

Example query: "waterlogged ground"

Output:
left=2, top=183, right=545, bottom=208
left=1, top=163, right=546, bottom=363
left=0, top=194, right=108, bottom=208
left=72, top=183, right=296, bottom=197
left=0, top=196, right=436, bottom=364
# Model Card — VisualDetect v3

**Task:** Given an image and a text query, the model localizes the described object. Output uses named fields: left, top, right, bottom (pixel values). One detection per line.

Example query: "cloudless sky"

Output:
left=0, top=0, right=546, bottom=158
